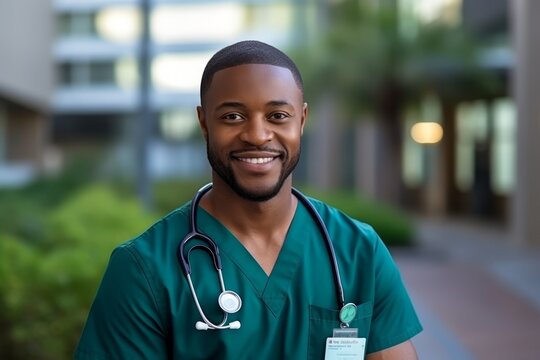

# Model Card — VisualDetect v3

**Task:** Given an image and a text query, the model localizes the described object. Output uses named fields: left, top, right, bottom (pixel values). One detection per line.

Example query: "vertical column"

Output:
left=510, top=0, right=540, bottom=246
left=354, top=121, right=377, bottom=198
left=0, top=103, right=6, bottom=163
left=307, top=96, right=342, bottom=189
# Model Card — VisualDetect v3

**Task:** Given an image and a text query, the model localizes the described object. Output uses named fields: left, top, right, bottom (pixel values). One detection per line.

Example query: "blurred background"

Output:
left=1, top=0, right=539, bottom=359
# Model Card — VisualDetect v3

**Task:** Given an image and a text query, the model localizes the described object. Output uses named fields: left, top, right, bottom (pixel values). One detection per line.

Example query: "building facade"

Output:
left=0, top=0, right=54, bottom=186
left=52, top=0, right=307, bottom=179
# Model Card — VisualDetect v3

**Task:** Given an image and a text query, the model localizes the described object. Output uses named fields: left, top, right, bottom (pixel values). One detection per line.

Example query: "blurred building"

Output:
left=52, top=0, right=306, bottom=179
left=397, top=0, right=514, bottom=221
left=0, top=0, right=54, bottom=186
left=12, top=0, right=535, bottom=245
left=388, top=0, right=539, bottom=246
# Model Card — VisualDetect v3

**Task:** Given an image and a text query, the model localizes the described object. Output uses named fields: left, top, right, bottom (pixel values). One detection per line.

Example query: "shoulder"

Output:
left=118, top=201, right=192, bottom=259
left=304, top=195, right=380, bottom=246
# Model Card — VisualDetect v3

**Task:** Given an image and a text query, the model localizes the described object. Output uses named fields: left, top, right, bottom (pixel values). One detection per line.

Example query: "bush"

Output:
left=154, top=180, right=414, bottom=246
left=0, top=185, right=155, bottom=360
left=299, top=187, right=414, bottom=247
left=0, top=179, right=413, bottom=359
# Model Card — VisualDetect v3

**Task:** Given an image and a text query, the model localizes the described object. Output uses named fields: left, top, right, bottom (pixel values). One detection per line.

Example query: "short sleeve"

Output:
left=75, top=245, right=168, bottom=360
left=366, top=234, right=423, bottom=353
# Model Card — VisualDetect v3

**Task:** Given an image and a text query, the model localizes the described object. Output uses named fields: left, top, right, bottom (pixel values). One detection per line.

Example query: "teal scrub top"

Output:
left=75, top=196, right=422, bottom=359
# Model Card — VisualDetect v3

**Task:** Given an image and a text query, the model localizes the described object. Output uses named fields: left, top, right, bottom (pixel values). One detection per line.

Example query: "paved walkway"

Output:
left=392, top=217, right=540, bottom=360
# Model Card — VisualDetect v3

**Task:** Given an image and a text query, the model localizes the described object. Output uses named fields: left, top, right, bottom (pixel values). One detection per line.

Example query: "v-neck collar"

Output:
left=197, top=202, right=310, bottom=317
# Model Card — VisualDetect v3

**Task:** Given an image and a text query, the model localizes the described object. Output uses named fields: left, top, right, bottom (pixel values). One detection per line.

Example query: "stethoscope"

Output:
left=178, top=183, right=358, bottom=331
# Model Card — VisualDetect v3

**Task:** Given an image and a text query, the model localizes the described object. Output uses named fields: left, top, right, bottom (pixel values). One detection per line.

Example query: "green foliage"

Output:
left=293, top=0, right=502, bottom=119
left=0, top=178, right=412, bottom=359
left=153, top=178, right=210, bottom=215
left=301, top=187, right=414, bottom=247
left=0, top=185, right=155, bottom=360
left=153, top=179, right=414, bottom=246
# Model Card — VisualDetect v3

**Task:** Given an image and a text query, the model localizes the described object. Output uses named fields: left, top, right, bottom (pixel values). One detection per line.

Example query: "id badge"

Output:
left=324, top=337, right=366, bottom=360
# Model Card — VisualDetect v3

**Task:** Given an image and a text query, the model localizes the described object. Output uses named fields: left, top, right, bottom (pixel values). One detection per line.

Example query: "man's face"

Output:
left=197, top=64, right=307, bottom=202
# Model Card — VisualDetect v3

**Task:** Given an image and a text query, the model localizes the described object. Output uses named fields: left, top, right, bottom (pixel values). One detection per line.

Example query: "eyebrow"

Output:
left=267, top=100, right=293, bottom=107
left=215, top=100, right=293, bottom=111
left=215, top=102, right=246, bottom=111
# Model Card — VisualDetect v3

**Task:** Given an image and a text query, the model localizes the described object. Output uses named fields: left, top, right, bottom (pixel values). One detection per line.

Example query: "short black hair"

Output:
left=200, top=40, right=304, bottom=106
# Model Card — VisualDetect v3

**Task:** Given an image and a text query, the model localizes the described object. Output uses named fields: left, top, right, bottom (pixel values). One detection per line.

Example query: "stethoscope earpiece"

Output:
left=195, top=320, right=241, bottom=331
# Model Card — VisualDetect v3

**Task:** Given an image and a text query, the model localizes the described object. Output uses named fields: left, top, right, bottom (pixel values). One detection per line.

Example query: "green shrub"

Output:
left=154, top=180, right=414, bottom=246
left=299, top=187, right=414, bottom=247
left=0, top=185, right=155, bottom=360
left=153, top=178, right=210, bottom=215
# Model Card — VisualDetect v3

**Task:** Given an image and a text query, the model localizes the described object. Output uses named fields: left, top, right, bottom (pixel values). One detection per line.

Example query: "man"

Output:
left=75, top=40, right=422, bottom=359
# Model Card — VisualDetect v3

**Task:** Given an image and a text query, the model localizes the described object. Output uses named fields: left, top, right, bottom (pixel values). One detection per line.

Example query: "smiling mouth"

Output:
left=237, top=157, right=275, bottom=164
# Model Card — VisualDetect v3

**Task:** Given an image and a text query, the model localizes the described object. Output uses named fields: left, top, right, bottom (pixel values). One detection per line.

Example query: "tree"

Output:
left=294, top=0, right=501, bottom=203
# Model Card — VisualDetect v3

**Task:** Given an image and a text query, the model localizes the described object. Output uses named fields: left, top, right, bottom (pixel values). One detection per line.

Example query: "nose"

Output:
left=239, top=117, right=272, bottom=145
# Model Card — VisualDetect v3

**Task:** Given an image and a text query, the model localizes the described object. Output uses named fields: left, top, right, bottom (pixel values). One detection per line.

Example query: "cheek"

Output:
left=281, top=126, right=303, bottom=145
left=207, top=128, right=236, bottom=150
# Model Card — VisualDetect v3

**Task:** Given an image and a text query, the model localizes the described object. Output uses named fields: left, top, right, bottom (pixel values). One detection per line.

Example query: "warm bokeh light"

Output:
left=96, top=6, right=140, bottom=43
left=410, top=122, right=444, bottom=144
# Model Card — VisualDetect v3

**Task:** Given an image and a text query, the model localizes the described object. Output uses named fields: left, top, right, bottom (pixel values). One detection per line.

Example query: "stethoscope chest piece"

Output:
left=218, top=290, right=242, bottom=313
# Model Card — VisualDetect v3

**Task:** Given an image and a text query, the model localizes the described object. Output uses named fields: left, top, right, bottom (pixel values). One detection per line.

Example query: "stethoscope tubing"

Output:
left=291, top=187, right=346, bottom=310
left=178, top=183, right=347, bottom=328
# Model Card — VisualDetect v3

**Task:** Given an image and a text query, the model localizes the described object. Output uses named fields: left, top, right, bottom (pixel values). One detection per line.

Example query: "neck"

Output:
left=199, top=177, right=297, bottom=275
left=200, top=177, right=296, bottom=232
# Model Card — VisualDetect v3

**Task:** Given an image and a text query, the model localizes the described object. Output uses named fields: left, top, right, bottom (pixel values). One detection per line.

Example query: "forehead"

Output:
left=204, top=64, right=303, bottom=107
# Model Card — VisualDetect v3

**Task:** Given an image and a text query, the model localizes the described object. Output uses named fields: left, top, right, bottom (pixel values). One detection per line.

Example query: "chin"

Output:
left=233, top=182, right=283, bottom=202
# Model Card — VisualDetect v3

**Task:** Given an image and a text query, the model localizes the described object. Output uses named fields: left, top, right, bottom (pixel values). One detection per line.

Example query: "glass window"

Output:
left=115, top=57, right=138, bottom=89
left=59, top=59, right=138, bottom=88
left=402, top=94, right=443, bottom=187
left=152, top=53, right=213, bottom=92
left=57, top=12, right=96, bottom=36
left=152, top=4, right=246, bottom=43
left=58, top=63, right=73, bottom=85
left=402, top=107, right=425, bottom=187
left=455, top=100, right=488, bottom=191
left=491, top=98, right=516, bottom=195
left=244, top=3, right=294, bottom=37
left=89, top=62, right=115, bottom=85
left=95, top=6, right=140, bottom=43
left=57, top=13, right=71, bottom=36
left=160, top=109, right=199, bottom=141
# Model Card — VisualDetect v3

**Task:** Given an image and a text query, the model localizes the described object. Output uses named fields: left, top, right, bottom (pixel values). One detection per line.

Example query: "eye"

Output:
left=269, top=112, right=289, bottom=122
left=221, top=113, right=243, bottom=122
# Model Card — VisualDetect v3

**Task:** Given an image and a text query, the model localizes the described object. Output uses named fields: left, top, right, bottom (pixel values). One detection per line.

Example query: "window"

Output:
left=152, top=53, right=212, bottom=92
left=455, top=101, right=488, bottom=191
left=160, top=109, right=199, bottom=141
left=90, top=62, right=115, bottom=85
left=58, top=59, right=136, bottom=88
left=58, top=63, right=90, bottom=86
left=151, top=4, right=245, bottom=43
left=57, top=12, right=96, bottom=36
left=491, top=98, right=516, bottom=195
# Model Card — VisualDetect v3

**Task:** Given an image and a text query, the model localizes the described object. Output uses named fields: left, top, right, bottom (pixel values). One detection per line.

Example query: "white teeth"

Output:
left=238, top=157, right=274, bottom=164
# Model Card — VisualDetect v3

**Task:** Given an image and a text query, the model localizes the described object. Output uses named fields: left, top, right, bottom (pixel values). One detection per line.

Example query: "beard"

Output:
left=206, top=141, right=300, bottom=202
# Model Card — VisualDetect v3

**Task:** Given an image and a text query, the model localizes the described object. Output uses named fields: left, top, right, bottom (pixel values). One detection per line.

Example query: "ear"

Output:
left=300, top=102, right=308, bottom=136
left=196, top=106, right=208, bottom=141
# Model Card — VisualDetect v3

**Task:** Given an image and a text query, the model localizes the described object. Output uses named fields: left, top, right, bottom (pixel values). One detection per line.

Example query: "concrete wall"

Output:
left=511, top=0, right=540, bottom=246
left=0, top=0, right=54, bottom=110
